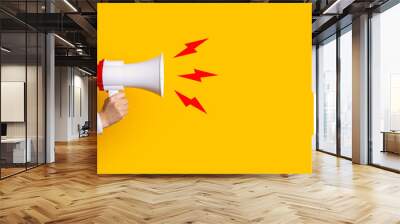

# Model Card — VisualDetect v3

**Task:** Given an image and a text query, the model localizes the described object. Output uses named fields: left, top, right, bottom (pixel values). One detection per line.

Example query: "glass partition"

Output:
left=27, top=30, right=38, bottom=169
left=0, top=2, right=46, bottom=179
left=26, top=0, right=44, bottom=169
left=1, top=31, right=28, bottom=177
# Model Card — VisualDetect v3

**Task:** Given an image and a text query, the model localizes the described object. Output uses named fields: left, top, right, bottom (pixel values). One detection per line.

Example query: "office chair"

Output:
left=79, top=121, right=90, bottom=138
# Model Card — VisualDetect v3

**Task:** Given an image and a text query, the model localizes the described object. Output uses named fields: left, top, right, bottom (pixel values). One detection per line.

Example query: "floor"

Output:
left=1, top=163, right=43, bottom=178
left=372, top=150, right=400, bottom=171
left=0, top=136, right=400, bottom=223
left=0, top=167, right=25, bottom=178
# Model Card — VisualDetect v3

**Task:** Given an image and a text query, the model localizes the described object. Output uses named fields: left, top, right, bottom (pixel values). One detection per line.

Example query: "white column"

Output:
left=46, top=33, right=55, bottom=163
left=46, top=1, right=55, bottom=163
left=352, top=14, right=369, bottom=164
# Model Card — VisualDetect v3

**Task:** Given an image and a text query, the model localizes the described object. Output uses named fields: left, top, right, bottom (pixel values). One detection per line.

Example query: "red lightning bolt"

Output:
left=175, top=38, right=208, bottom=58
left=179, top=69, right=217, bottom=82
left=175, top=91, right=206, bottom=113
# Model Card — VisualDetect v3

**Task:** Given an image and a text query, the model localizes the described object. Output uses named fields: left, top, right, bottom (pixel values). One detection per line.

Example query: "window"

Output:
left=370, top=2, right=400, bottom=171
left=339, top=27, right=352, bottom=158
left=317, top=35, right=337, bottom=154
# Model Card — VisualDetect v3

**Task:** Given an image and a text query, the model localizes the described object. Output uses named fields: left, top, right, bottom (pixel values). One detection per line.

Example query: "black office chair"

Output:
left=78, top=121, right=90, bottom=138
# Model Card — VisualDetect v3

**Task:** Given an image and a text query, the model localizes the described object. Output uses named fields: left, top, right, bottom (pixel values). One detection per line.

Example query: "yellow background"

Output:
left=97, top=3, right=312, bottom=174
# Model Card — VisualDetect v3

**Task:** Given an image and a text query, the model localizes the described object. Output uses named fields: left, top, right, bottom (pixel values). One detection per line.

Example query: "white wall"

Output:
left=73, top=73, right=89, bottom=137
left=55, top=67, right=89, bottom=141
left=55, top=67, right=69, bottom=141
left=1, top=63, right=46, bottom=164
left=1, top=65, right=38, bottom=138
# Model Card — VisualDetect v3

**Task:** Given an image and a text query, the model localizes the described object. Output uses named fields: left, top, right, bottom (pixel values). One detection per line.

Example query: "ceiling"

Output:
left=0, top=0, right=97, bottom=72
left=0, top=0, right=393, bottom=74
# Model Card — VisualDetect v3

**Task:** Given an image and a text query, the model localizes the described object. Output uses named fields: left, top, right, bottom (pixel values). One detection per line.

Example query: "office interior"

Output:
left=314, top=0, right=400, bottom=172
left=0, top=0, right=400, bottom=222
left=0, top=0, right=97, bottom=179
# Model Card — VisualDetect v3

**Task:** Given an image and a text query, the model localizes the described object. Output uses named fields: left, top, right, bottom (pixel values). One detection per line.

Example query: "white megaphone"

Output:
left=97, top=54, right=164, bottom=96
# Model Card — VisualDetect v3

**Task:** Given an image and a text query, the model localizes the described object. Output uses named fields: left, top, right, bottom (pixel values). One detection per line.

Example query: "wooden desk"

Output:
left=382, top=131, right=400, bottom=154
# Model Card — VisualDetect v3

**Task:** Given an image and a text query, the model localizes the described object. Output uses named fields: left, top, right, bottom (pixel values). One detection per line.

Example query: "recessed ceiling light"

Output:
left=78, top=67, right=93, bottom=76
left=63, top=0, right=78, bottom=12
left=323, top=0, right=354, bottom=15
left=54, top=34, right=75, bottom=48
left=1, top=47, right=11, bottom=53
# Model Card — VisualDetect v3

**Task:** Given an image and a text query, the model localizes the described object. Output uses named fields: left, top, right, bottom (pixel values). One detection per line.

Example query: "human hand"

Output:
left=99, top=91, right=128, bottom=129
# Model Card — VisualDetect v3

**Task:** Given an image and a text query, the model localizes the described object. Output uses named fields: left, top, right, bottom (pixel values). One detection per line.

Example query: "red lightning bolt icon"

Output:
left=175, top=38, right=208, bottom=58
left=179, top=69, right=217, bottom=82
left=175, top=91, right=206, bottom=113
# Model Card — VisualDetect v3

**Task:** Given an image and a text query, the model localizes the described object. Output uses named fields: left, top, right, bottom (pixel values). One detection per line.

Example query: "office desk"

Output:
left=382, top=131, right=400, bottom=154
left=1, top=138, right=31, bottom=163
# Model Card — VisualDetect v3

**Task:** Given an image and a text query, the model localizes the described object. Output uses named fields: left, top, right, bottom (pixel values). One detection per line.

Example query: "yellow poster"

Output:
left=97, top=3, right=312, bottom=174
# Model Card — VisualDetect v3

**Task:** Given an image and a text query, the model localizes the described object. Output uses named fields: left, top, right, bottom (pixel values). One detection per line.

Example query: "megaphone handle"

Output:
left=108, top=90, right=119, bottom=96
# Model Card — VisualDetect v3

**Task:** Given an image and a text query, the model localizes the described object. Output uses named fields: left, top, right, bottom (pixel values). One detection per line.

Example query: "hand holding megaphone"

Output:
left=97, top=54, right=164, bottom=96
left=98, top=91, right=129, bottom=129
left=96, top=54, right=164, bottom=133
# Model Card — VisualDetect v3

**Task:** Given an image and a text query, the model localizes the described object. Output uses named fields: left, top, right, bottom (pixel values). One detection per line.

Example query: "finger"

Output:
left=118, top=108, right=128, bottom=117
left=118, top=104, right=129, bottom=112
left=119, top=99, right=128, bottom=106
left=110, top=92, right=125, bottom=100
left=114, top=99, right=128, bottom=107
left=119, top=103, right=129, bottom=110
left=109, top=95, right=125, bottom=104
left=115, top=100, right=128, bottom=107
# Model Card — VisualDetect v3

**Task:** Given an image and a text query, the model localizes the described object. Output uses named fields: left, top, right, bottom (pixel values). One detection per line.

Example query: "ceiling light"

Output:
left=63, top=0, right=78, bottom=12
left=54, top=34, right=75, bottom=48
left=78, top=67, right=93, bottom=76
left=1, top=47, right=11, bottom=53
left=323, top=0, right=355, bottom=15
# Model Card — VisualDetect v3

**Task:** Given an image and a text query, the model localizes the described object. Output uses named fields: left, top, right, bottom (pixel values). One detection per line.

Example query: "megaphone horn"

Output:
left=97, top=54, right=164, bottom=97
